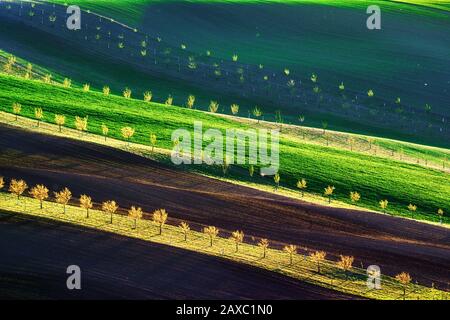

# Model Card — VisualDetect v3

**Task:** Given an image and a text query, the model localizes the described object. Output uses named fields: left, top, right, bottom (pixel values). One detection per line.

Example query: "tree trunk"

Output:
left=86, top=209, right=89, bottom=218
left=40, top=201, right=43, bottom=209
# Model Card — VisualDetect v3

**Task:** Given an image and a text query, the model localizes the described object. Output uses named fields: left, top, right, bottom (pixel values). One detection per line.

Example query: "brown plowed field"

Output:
left=0, top=125, right=449, bottom=291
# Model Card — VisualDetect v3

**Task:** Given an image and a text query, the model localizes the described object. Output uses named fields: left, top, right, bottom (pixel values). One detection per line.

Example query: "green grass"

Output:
left=0, top=193, right=447, bottom=300
left=0, top=72, right=448, bottom=224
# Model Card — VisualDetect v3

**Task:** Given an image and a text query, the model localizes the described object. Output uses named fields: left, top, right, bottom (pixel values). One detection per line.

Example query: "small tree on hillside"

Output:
left=153, top=208, right=168, bottom=235
left=209, top=101, right=219, bottom=113
left=144, top=91, right=153, bottom=102
left=230, top=230, right=244, bottom=253
left=103, top=86, right=110, bottom=96
left=43, top=74, right=52, bottom=84
left=54, top=187, right=72, bottom=214
left=12, top=103, right=21, bottom=121
left=437, top=208, right=444, bottom=224
left=35, top=108, right=43, bottom=127
left=179, top=221, right=190, bottom=241
left=29, top=184, right=49, bottom=209
left=283, top=244, right=297, bottom=265
left=379, top=199, right=389, bottom=213
left=54, top=115, right=65, bottom=132
left=103, top=200, right=119, bottom=224
left=258, top=238, right=269, bottom=258
left=186, top=95, right=195, bottom=109
left=0, top=177, right=4, bottom=194
left=395, top=272, right=411, bottom=300
left=252, top=107, right=262, bottom=123
left=63, top=78, right=72, bottom=88
left=230, top=104, right=239, bottom=115
left=75, top=116, right=88, bottom=135
left=274, top=173, right=280, bottom=190
left=123, top=88, right=132, bottom=99
left=324, top=185, right=335, bottom=203
left=150, top=134, right=157, bottom=152
left=310, top=251, right=327, bottom=273
left=80, top=195, right=93, bottom=218
left=9, top=179, right=28, bottom=201
left=203, top=226, right=219, bottom=247
left=121, top=126, right=135, bottom=145
left=128, top=206, right=143, bottom=229
left=407, top=203, right=417, bottom=219
left=337, top=255, right=354, bottom=278
left=101, top=124, right=109, bottom=141
left=165, top=95, right=173, bottom=106
left=83, top=84, right=90, bottom=92
left=296, top=179, right=307, bottom=197
left=350, top=191, right=361, bottom=204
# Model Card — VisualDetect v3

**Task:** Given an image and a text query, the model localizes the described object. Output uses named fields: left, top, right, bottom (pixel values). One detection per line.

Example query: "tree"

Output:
left=350, top=191, right=361, bottom=203
left=144, top=91, right=152, bottom=102
left=29, top=184, right=49, bottom=209
left=437, top=208, right=444, bottom=224
left=83, top=83, right=90, bottom=92
left=296, top=179, right=307, bottom=197
left=379, top=199, right=389, bottom=213
left=310, top=73, right=318, bottom=83
left=123, top=88, right=132, bottom=99
left=203, top=226, right=219, bottom=247
left=310, top=251, right=326, bottom=273
left=35, top=108, right=43, bottom=127
left=252, top=107, right=262, bottom=123
left=232, top=54, right=238, bottom=62
left=179, top=222, right=190, bottom=241
left=121, top=126, right=135, bottom=145
left=54, top=115, right=65, bottom=132
left=80, top=195, right=93, bottom=218
left=54, top=187, right=72, bottom=214
left=0, top=177, right=3, bottom=193
left=249, top=165, right=254, bottom=177
left=209, top=101, right=219, bottom=113
left=165, top=95, right=173, bottom=106
left=43, top=74, right=52, bottom=84
left=339, top=82, right=345, bottom=91
left=337, top=255, right=354, bottom=278
left=102, top=200, right=118, bottom=223
left=150, top=134, right=157, bottom=151
left=395, top=272, right=411, bottom=300
left=101, top=124, right=109, bottom=141
left=347, top=137, right=356, bottom=151
left=128, top=206, right=143, bottom=229
left=75, top=116, right=88, bottom=134
left=153, top=208, right=168, bottom=235
left=12, top=103, right=21, bottom=121
left=407, top=204, right=417, bottom=218
left=230, top=104, right=239, bottom=115
left=63, top=78, right=72, bottom=88
left=367, top=89, right=374, bottom=97
left=283, top=244, right=297, bottom=265
left=103, top=86, right=110, bottom=96
left=274, top=173, right=280, bottom=190
left=321, top=121, right=328, bottom=134
left=9, top=179, right=28, bottom=201
left=324, top=185, right=335, bottom=203
left=186, top=95, right=195, bottom=109
left=230, top=230, right=244, bottom=253
left=258, top=238, right=269, bottom=258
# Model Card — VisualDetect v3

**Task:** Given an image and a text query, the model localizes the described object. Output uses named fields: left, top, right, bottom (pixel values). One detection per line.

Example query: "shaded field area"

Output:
left=0, top=213, right=354, bottom=299
left=0, top=125, right=449, bottom=290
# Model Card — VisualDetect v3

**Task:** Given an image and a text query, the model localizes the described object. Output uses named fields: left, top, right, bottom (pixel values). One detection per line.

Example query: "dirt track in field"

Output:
left=0, top=213, right=355, bottom=299
left=0, top=125, right=449, bottom=291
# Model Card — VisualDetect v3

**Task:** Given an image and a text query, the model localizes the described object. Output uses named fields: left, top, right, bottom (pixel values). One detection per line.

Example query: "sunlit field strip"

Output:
left=1, top=111, right=448, bottom=229
left=0, top=194, right=448, bottom=300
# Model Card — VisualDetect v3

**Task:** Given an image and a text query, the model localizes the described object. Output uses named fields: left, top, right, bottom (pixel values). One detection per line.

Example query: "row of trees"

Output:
left=0, top=175, right=416, bottom=299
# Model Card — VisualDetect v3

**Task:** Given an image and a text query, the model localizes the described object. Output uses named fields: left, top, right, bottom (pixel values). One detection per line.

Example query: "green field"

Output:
left=0, top=72, right=448, bottom=224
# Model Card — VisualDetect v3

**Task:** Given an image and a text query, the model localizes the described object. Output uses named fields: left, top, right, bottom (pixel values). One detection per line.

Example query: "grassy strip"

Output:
left=0, top=193, right=448, bottom=300
left=0, top=73, right=448, bottom=224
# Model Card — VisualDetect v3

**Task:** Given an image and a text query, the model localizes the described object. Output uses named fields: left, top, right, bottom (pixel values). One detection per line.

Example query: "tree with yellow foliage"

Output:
left=407, top=203, right=417, bottom=218
left=273, top=173, right=280, bottom=190
left=75, top=116, right=88, bottom=134
left=35, top=108, right=43, bottom=127
left=103, top=86, right=110, bottom=96
left=80, top=195, right=93, bottom=218
left=337, top=255, right=354, bottom=278
left=63, top=78, right=71, bottom=88
left=150, top=133, right=157, bottom=152
left=310, top=251, right=327, bottom=273
left=54, top=115, right=65, bottom=132
left=186, top=95, right=195, bottom=109
left=203, top=226, right=219, bottom=247
left=252, top=106, right=262, bottom=123
left=43, top=74, right=52, bottom=84
left=12, top=103, right=21, bottom=121
left=121, top=126, right=135, bottom=145
left=54, top=187, right=72, bottom=214
left=144, top=91, right=153, bottom=102
left=395, top=272, right=411, bottom=300
left=153, top=208, right=168, bottom=235
left=379, top=199, right=388, bottom=213
left=283, top=244, right=297, bottom=265
left=179, top=222, right=190, bottom=241
left=230, top=230, right=244, bottom=253
left=165, top=95, right=173, bottom=106
left=209, top=101, right=219, bottom=113
left=350, top=191, right=361, bottom=204
left=9, top=179, right=28, bottom=201
left=83, top=83, right=90, bottom=92
left=103, top=200, right=119, bottom=224
left=258, top=238, right=269, bottom=258
left=128, top=206, right=143, bottom=229
left=29, top=184, right=49, bottom=209
left=123, top=88, right=132, bottom=99
left=296, top=179, right=307, bottom=197
left=437, top=208, right=444, bottom=224
left=0, top=177, right=4, bottom=197
left=324, top=185, right=335, bottom=203
left=101, top=124, right=109, bottom=141
left=230, top=104, right=239, bottom=115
